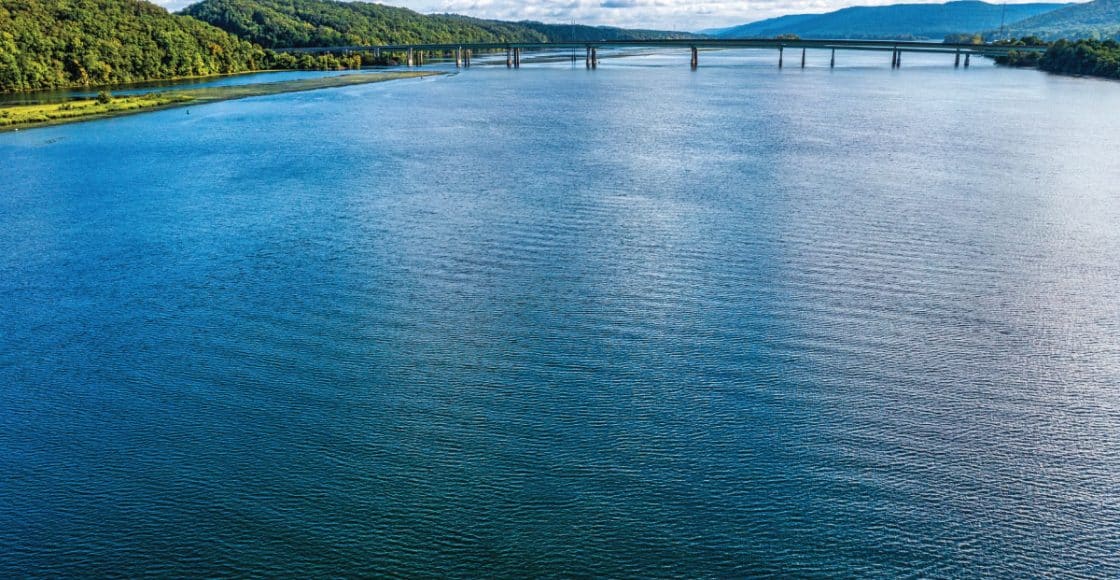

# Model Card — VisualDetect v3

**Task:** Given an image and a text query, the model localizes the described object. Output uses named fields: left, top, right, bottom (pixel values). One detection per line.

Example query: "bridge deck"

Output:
left=279, top=38, right=1047, bottom=57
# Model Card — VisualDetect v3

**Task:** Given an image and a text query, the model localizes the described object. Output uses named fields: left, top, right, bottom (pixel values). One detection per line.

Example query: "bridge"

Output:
left=280, top=38, right=1047, bottom=70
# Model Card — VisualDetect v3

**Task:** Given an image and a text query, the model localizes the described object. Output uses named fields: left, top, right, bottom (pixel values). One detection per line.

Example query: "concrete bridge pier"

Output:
left=779, top=46, right=784, bottom=68
left=801, top=48, right=806, bottom=68
left=455, top=47, right=462, bottom=68
left=514, top=47, right=522, bottom=68
left=690, top=46, right=698, bottom=69
left=374, top=47, right=380, bottom=59
left=466, top=49, right=472, bottom=67
left=964, top=53, right=971, bottom=68
left=955, top=49, right=961, bottom=68
left=891, top=48, right=898, bottom=68
left=830, top=48, right=836, bottom=68
left=591, top=47, right=598, bottom=69
left=896, top=50, right=901, bottom=68
left=507, top=47, right=512, bottom=68
left=407, top=47, right=414, bottom=67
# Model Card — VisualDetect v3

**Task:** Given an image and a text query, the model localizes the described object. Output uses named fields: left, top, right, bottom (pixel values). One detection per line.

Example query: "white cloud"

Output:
left=156, top=0, right=1073, bottom=32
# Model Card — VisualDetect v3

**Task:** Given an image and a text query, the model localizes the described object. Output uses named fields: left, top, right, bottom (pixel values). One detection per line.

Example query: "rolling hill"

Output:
left=180, top=0, right=696, bottom=48
left=714, top=1, right=1070, bottom=40
left=1006, top=0, right=1120, bottom=39
left=0, top=0, right=270, bottom=92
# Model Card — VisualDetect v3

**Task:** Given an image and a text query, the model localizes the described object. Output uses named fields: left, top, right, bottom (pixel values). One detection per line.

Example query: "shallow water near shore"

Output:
left=2, top=50, right=1120, bottom=576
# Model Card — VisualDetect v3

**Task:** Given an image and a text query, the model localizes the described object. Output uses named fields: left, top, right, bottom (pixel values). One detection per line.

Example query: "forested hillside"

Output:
left=0, top=0, right=270, bottom=92
left=0, top=0, right=694, bottom=93
left=181, top=0, right=541, bottom=47
left=180, top=0, right=695, bottom=48
left=1007, top=0, right=1120, bottom=40
left=715, top=1, right=1068, bottom=40
left=998, top=37, right=1120, bottom=76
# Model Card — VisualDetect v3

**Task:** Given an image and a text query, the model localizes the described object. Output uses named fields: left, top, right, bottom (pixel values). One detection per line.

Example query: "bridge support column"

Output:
left=514, top=47, right=521, bottom=68
left=830, top=48, right=836, bottom=68
left=466, top=49, right=472, bottom=68
left=507, top=47, right=512, bottom=68
left=690, top=46, right=698, bottom=70
left=801, top=48, right=806, bottom=68
left=964, top=53, right=971, bottom=68
left=455, top=47, right=461, bottom=68
left=896, top=50, right=901, bottom=68
left=407, top=47, right=414, bottom=67
left=591, top=47, right=597, bottom=69
left=954, top=49, right=961, bottom=68
left=891, top=48, right=898, bottom=68
left=779, top=46, right=784, bottom=69
left=374, top=47, right=380, bottom=59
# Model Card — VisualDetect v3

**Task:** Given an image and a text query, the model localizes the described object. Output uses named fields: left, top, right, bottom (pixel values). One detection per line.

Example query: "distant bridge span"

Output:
left=278, top=38, right=1046, bottom=70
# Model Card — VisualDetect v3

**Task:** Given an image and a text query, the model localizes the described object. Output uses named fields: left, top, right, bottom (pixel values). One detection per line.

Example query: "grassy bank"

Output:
left=0, top=71, right=438, bottom=132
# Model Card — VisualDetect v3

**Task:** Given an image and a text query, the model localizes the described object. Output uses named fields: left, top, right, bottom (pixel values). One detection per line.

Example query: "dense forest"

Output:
left=181, top=0, right=694, bottom=48
left=997, top=38, right=1120, bottom=77
left=181, top=0, right=544, bottom=47
left=0, top=0, right=275, bottom=92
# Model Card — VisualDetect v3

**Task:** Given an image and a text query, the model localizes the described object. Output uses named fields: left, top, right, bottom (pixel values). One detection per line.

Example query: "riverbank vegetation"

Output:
left=0, top=0, right=403, bottom=93
left=0, top=0, right=267, bottom=92
left=0, top=71, right=435, bottom=131
left=995, top=37, right=1120, bottom=79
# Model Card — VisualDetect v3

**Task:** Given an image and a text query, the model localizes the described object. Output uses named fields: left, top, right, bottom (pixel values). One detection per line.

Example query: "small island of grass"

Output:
left=0, top=71, right=439, bottom=132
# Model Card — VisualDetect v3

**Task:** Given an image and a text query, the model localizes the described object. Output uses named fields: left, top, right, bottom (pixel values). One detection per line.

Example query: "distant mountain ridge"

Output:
left=180, top=0, right=697, bottom=48
left=713, top=1, right=1071, bottom=40
left=1005, top=0, right=1120, bottom=39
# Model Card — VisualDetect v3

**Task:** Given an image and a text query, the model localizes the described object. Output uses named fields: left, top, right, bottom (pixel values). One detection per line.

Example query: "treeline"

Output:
left=0, top=0, right=447, bottom=92
left=180, top=0, right=543, bottom=48
left=180, top=0, right=697, bottom=48
left=0, top=0, right=275, bottom=92
left=995, top=37, right=1120, bottom=79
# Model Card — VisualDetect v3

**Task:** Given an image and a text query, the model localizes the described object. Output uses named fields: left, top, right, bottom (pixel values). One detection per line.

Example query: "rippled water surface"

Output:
left=3, top=52, right=1120, bottom=577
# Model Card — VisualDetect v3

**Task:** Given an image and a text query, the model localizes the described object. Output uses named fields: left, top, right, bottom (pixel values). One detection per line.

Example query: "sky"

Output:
left=155, top=0, right=1072, bottom=31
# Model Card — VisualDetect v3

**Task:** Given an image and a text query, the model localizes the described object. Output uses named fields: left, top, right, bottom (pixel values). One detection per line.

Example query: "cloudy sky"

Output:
left=158, top=0, right=1064, bottom=31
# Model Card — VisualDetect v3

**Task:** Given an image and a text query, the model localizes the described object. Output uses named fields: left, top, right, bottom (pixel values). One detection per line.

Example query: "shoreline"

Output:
left=0, top=71, right=440, bottom=133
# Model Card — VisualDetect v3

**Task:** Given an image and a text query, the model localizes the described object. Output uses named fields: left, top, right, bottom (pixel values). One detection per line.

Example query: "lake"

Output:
left=2, top=50, right=1119, bottom=577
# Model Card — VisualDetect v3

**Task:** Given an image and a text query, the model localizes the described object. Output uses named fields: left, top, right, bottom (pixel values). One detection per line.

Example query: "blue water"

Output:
left=2, top=51, right=1120, bottom=577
